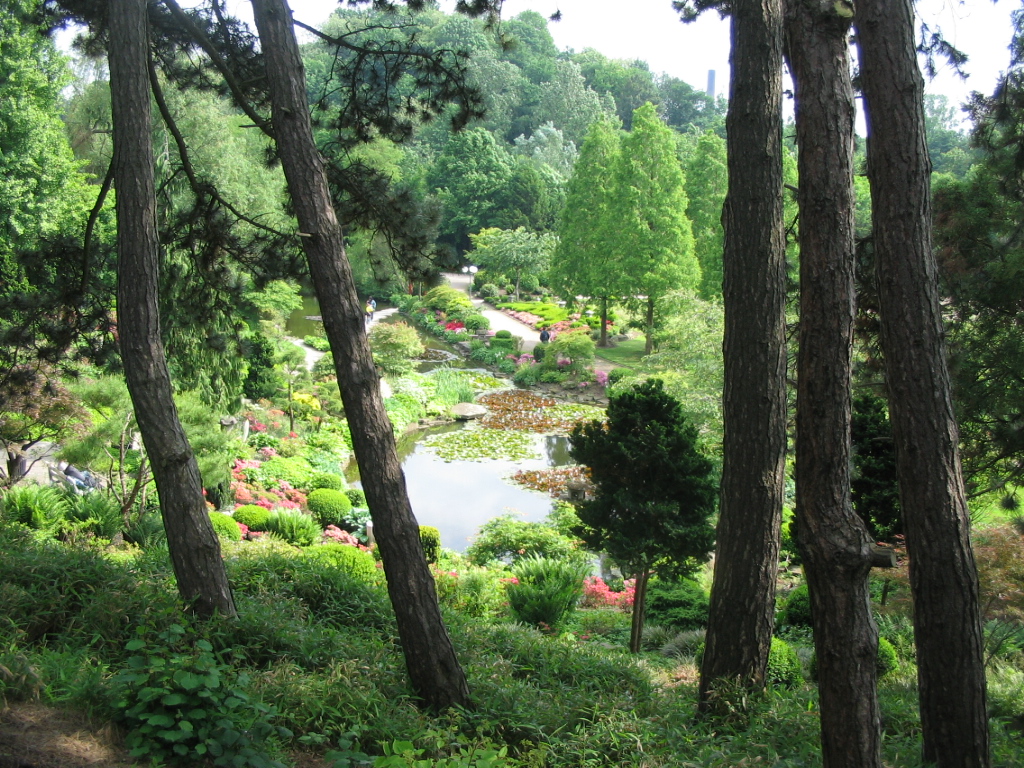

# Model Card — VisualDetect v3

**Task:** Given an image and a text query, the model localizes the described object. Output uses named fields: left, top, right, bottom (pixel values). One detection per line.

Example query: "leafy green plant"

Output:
left=107, top=624, right=290, bottom=767
left=301, top=544, right=378, bottom=582
left=645, top=578, right=710, bottom=631
left=310, top=472, right=346, bottom=491
left=777, top=583, right=812, bottom=627
left=258, top=457, right=314, bottom=491
left=765, top=636, right=802, bottom=688
left=66, top=491, right=123, bottom=540
left=233, top=505, right=272, bottom=532
left=465, top=514, right=583, bottom=566
left=209, top=512, right=242, bottom=541
left=303, top=334, right=332, bottom=352
left=369, top=322, right=425, bottom=378
left=507, top=554, right=590, bottom=631
left=419, top=526, right=441, bottom=564
left=430, top=368, right=476, bottom=407
left=345, top=489, right=367, bottom=508
left=307, top=488, right=353, bottom=529
left=264, top=510, right=320, bottom=546
left=0, top=485, right=70, bottom=532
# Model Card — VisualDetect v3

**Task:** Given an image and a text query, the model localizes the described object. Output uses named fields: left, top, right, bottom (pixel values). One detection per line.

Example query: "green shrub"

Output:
left=877, top=636, right=899, bottom=677
left=309, top=471, right=345, bottom=491
left=465, top=514, right=583, bottom=566
left=258, top=456, right=314, bottom=490
left=307, top=488, right=352, bottom=528
left=265, top=510, right=320, bottom=546
left=65, top=491, right=123, bottom=540
left=507, top=554, right=590, bottom=631
left=420, top=526, right=441, bottom=564
left=479, top=283, right=500, bottom=299
left=519, top=273, right=540, bottom=293
left=778, top=583, right=812, bottom=627
left=422, top=285, right=474, bottom=314
left=512, top=363, right=541, bottom=387
left=766, top=636, right=802, bottom=688
left=311, top=352, right=336, bottom=381
left=606, top=368, right=628, bottom=386
left=494, top=330, right=512, bottom=340
left=463, top=313, right=490, bottom=332
left=209, top=511, right=242, bottom=541
left=303, top=334, right=331, bottom=352
left=301, top=543, right=378, bottom=582
left=546, top=328, right=595, bottom=371
left=0, top=485, right=70, bottom=532
left=233, top=505, right=272, bottom=532
left=369, top=321, right=425, bottom=377
left=107, top=623, right=289, bottom=767
left=645, top=578, right=710, bottom=631
left=345, top=489, right=367, bottom=508
left=532, top=344, right=546, bottom=363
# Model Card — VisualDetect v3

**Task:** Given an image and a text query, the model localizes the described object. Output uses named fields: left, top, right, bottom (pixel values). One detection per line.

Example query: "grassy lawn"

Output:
left=595, top=337, right=647, bottom=366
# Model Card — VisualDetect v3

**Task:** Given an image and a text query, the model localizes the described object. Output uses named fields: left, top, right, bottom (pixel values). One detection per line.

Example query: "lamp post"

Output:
left=461, top=264, right=478, bottom=294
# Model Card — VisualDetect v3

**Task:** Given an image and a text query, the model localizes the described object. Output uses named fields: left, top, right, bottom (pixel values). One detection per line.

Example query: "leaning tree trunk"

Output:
left=785, top=2, right=881, bottom=765
left=856, top=1, right=989, bottom=765
left=699, top=0, right=787, bottom=709
left=109, top=0, right=235, bottom=618
left=249, top=0, right=470, bottom=712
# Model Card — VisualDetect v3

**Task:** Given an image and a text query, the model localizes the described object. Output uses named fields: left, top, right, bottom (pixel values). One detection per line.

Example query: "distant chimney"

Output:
left=706, top=70, right=716, bottom=99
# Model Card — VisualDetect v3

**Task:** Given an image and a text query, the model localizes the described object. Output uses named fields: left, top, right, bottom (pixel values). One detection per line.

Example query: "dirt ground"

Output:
left=0, top=704, right=135, bottom=768
left=0, top=704, right=333, bottom=768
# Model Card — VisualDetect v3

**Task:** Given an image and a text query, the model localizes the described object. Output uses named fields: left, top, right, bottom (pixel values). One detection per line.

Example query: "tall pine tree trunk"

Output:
left=109, top=0, right=235, bottom=619
left=699, top=0, right=787, bottom=708
left=785, top=2, right=881, bottom=765
left=628, top=566, right=651, bottom=654
left=856, top=1, right=989, bottom=765
left=249, top=0, right=470, bottom=711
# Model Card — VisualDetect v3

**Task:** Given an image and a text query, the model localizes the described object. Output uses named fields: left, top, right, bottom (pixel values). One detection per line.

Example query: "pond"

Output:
left=347, top=423, right=573, bottom=552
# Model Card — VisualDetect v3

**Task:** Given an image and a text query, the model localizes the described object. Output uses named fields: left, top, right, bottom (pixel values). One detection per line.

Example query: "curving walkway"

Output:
left=444, top=273, right=616, bottom=374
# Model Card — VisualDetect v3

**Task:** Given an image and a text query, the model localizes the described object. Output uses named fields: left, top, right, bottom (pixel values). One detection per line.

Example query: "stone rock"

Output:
left=450, top=402, right=487, bottom=420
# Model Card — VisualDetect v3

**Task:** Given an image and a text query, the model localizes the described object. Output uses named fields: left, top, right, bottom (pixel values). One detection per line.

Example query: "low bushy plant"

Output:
left=766, top=636, right=802, bottom=688
left=301, top=543, right=378, bottom=582
left=345, top=489, right=367, bottom=508
left=419, top=526, right=441, bottom=564
left=369, top=321, right=425, bottom=377
left=233, top=505, right=271, bottom=532
left=303, top=334, right=331, bottom=352
left=264, top=510, right=320, bottom=547
left=209, top=511, right=242, bottom=541
left=777, top=583, right=812, bottom=627
left=307, top=488, right=352, bottom=528
left=493, top=329, right=512, bottom=340
left=107, top=623, right=289, bottom=767
left=465, top=514, right=583, bottom=566
left=258, top=456, right=314, bottom=490
left=65, top=491, right=124, bottom=540
left=308, top=471, right=345, bottom=491
left=645, top=578, right=709, bottom=631
left=479, top=283, right=500, bottom=299
left=0, top=485, right=70, bottom=533
left=507, top=554, right=590, bottom=631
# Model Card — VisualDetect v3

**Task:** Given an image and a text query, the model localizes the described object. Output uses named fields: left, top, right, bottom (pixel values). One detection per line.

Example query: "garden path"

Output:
left=444, top=272, right=616, bottom=375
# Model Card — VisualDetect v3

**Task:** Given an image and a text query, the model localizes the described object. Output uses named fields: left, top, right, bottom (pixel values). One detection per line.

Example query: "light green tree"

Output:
left=468, top=226, right=555, bottom=300
left=549, top=118, right=623, bottom=347
left=684, top=131, right=728, bottom=300
left=613, top=103, right=700, bottom=353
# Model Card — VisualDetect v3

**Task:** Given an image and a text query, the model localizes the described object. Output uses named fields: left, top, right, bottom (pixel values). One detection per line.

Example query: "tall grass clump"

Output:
left=264, top=510, right=320, bottom=546
left=431, top=367, right=476, bottom=406
left=507, top=554, right=589, bottom=631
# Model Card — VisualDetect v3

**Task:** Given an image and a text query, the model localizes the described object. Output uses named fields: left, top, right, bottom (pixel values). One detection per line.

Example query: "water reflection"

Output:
left=348, top=425, right=572, bottom=552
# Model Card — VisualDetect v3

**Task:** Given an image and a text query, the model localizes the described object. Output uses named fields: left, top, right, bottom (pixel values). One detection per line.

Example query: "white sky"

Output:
left=280, top=0, right=1017, bottom=125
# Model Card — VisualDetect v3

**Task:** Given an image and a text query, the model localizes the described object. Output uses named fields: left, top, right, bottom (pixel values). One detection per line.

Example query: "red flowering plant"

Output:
left=445, top=320, right=466, bottom=332
left=581, top=577, right=635, bottom=610
left=322, top=525, right=371, bottom=551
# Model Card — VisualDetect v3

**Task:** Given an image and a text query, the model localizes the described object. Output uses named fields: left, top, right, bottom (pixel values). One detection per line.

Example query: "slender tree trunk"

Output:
left=109, top=0, right=235, bottom=619
left=628, top=566, right=651, bottom=654
left=699, top=0, right=787, bottom=709
left=785, top=3, right=881, bottom=765
left=599, top=296, right=609, bottom=348
left=856, top=2, right=989, bottom=765
left=643, top=296, right=655, bottom=355
left=249, top=0, right=470, bottom=711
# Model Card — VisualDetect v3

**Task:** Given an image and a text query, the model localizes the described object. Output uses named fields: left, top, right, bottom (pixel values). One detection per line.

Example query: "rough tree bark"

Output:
left=856, top=1, right=989, bottom=765
left=785, top=2, right=881, bottom=765
left=699, top=0, right=788, bottom=707
left=249, top=0, right=470, bottom=711
left=109, top=0, right=235, bottom=618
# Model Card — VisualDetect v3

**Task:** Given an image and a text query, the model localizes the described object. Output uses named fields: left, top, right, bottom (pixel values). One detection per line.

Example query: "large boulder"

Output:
left=450, top=402, right=487, bottom=420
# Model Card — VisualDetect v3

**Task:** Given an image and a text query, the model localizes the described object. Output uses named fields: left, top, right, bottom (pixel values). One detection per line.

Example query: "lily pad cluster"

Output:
left=421, top=427, right=540, bottom=462
left=511, top=465, right=592, bottom=498
left=478, top=391, right=605, bottom=434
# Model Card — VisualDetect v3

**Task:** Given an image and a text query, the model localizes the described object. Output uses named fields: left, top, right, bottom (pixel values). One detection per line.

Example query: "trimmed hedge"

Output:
left=301, top=543, right=378, bottom=582
left=307, top=488, right=353, bottom=528
left=209, top=511, right=242, bottom=541
left=232, top=505, right=271, bottom=532
left=645, top=578, right=709, bottom=631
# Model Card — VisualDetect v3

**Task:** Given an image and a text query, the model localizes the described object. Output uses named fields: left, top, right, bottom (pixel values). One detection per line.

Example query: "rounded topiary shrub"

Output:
left=301, top=543, right=378, bottom=582
left=309, top=471, right=346, bottom=491
left=645, top=578, right=710, bottom=631
left=307, top=488, right=353, bottom=528
left=232, top=504, right=271, bottom=532
left=494, top=330, right=512, bottom=340
left=209, top=511, right=242, bottom=541
left=420, top=526, right=441, bottom=564
left=766, top=636, right=802, bottom=688
left=345, top=489, right=367, bottom=508
left=479, top=283, right=500, bottom=300
left=606, top=368, right=629, bottom=386
left=778, top=583, right=812, bottom=627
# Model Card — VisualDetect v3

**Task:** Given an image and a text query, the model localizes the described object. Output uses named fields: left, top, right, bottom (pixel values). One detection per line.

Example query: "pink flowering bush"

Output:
left=322, top=525, right=369, bottom=550
left=595, top=370, right=609, bottom=387
left=581, top=577, right=635, bottom=609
